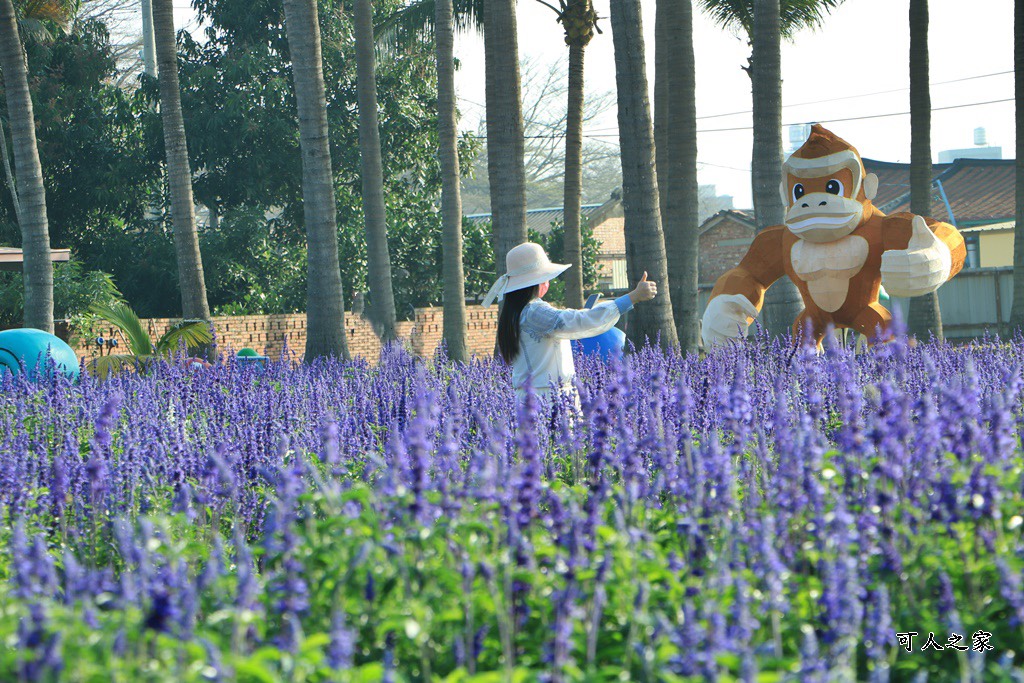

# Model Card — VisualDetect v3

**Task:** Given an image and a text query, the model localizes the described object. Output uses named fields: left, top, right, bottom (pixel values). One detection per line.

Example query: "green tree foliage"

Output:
left=0, top=18, right=162, bottom=302
left=0, top=259, right=125, bottom=334
left=171, top=0, right=479, bottom=320
left=3, top=1, right=480, bottom=322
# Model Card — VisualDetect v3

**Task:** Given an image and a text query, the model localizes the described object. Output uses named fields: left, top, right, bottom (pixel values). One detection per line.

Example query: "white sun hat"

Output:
left=482, top=242, right=571, bottom=307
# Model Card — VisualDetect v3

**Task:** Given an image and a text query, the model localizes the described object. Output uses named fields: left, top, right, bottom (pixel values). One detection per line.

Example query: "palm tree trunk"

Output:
left=283, top=0, right=350, bottom=361
left=655, top=0, right=699, bottom=353
left=0, top=0, right=53, bottom=332
left=562, top=40, right=586, bottom=309
left=353, top=0, right=398, bottom=341
left=435, top=0, right=468, bottom=362
left=483, top=0, right=527, bottom=272
left=609, top=0, right=679, bottom=349
left=1010, top=0, right=1024, bottom=333
left=751, top=0, right=802, bottom=337
left=153, top=0, right=211, bottom=325
left=0, top=120, right=20, bottom=222
left=907, top=0, right=942, bottom=341
left=560, top=0, right=596, bottom=311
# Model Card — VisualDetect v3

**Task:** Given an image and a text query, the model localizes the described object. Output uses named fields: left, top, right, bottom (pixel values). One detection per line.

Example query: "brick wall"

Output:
left=698, top=215, right=757, bottom=285
left=73, top=306, right=498, bottom=363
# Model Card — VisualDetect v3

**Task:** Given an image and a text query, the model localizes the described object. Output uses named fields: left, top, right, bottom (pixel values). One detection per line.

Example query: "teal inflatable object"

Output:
left=236, top=348, right=269, bottom=370
left=0, top=329, right=80, bottom=381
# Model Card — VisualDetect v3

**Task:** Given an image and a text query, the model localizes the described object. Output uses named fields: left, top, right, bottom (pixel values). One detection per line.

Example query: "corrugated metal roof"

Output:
left=863, top=158, right=1015, bottom=226
left=961, top=220, right=1014, bottom=233
left=465, top=204, right=606, bottom=234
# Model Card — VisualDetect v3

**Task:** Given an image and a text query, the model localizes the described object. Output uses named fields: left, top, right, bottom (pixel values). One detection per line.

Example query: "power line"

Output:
left=462, top=95, right=1014, bottom=142
left=693, top=69, right=1013, bottom=122
left=573, top=96, right=1014, bottom=137
left=698, top=161, right=751, bottom=173
left=582, top=69, right=1015, bottom=132
left=694, top=96, right=1015, bottom=134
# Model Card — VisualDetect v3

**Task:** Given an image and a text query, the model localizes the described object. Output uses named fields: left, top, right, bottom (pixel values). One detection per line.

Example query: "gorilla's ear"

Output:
left=864, top=173, right=879, bottom=201
left=779, top=181, right=788, bottom=207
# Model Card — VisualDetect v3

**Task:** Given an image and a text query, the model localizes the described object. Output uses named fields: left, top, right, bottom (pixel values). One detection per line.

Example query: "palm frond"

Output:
left=88, top=302, right=154, bottom=357
left=697, top=0, right=846, bottom=40
left=155, top=321, right=213, bottom=355
left=697, top=0, right=752, bottom=36
left=15, top=0, right=76, bottom=37
left=89, top=353, right=145, bottom=380
left=779, top=0, right=845, bottom=39
left=375, top=0, right=483, bottom=54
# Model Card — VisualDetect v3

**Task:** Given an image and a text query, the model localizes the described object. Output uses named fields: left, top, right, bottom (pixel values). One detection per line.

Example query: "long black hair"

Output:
left=497, top=284, right=539, bottom=364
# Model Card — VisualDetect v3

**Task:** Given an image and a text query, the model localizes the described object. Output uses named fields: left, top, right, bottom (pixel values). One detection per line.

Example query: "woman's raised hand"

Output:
left=629, top=272, right=658, bottom=304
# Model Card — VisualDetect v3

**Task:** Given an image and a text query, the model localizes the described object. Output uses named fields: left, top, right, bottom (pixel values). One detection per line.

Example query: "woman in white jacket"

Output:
left=483, top=242, right=657, bottom=404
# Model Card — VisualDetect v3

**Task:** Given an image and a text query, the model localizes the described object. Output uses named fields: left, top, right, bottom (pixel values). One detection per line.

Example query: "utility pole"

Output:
left=141, top=0, right=157, bottom=77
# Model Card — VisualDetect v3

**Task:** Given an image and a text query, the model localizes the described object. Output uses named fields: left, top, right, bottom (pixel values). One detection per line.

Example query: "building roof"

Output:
left=960, top=220, right=1014, bottom=233
left=465, top=203, right=607, bottom=234
left=698, top=209, right=757, bottom=235
left=0, top=247, right=71, bottom=272
left=863, top=157, right=1014, bottom=227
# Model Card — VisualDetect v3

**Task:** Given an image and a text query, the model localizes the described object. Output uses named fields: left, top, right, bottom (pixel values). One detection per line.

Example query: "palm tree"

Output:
left=352, top=0, right=398, bottom=341
left=434, top=0, right=469, bottom=361
left=152, top=0, right=211, bottom=326
left=906, top=0, right=942, bottom=340
left=655, top=0, right=699, bottom=352
left=0, top=0, right=61, bottom=332
left=88, top=302, right=213, bottom=378
left=283, top=0, right=350, bottom=360
left=1013, top=0, right=1024, bottom=332
left=700, top=0, right=843, bottom=337
left=376, top=0, right=482, bottom=363
left=484, top=0, right=528, bottom=274
left=749, top=0, right=802, bottom=336
left=609, top=0, right=679, bottom=348
left=533, top=0, right=600, bottom=310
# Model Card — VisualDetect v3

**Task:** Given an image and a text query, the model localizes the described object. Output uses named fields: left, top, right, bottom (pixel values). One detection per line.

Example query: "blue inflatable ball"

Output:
left=0, top=328, right=81, bottom=381
left=575, top=325, right=626, bottom=360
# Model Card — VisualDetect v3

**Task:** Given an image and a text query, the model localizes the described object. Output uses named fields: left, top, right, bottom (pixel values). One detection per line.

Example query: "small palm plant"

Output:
left=88, top=302, right=213, bottom=378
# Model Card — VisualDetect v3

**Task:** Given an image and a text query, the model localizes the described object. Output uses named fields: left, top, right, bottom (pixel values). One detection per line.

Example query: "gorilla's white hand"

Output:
left=701, top=294, right=759, bottom=349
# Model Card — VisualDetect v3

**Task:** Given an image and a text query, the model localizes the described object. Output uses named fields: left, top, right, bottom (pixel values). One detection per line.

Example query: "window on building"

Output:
left=965, top=234, right=980, bottom=269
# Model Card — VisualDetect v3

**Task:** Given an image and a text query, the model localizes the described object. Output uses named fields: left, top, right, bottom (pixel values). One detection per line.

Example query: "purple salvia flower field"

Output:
left=2, top=334, right=1024, bottom=681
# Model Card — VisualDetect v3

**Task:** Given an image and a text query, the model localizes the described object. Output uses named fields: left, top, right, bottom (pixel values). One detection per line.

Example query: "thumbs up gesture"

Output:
left=629, top=271, right=658, bottom=304
left=880, top=215, right=953, bottom=298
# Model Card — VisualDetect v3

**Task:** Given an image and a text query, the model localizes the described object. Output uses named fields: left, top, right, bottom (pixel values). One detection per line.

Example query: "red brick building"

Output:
left=697, top=209, right=758, bottom=286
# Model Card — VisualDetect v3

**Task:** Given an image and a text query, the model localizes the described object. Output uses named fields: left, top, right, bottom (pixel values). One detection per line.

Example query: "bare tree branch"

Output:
left=464, top=56, right=621, bottom=212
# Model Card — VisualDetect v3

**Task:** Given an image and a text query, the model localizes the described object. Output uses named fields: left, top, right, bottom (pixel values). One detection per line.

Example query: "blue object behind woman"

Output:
left=573, top=294, right=627, bottom=361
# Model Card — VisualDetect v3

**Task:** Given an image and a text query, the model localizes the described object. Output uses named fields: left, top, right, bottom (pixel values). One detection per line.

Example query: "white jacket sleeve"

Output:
left=521, top=297, right=632, bottom=342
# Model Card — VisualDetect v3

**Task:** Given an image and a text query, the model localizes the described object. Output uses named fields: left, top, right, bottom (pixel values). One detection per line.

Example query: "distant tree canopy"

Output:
left=0, top=18, right=160, bottom=271
left=2, top=0, right=482, bottom=320
left=172, top=0, right=480, bottom=319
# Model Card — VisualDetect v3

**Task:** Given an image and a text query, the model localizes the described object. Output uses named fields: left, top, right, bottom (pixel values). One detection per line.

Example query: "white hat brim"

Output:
left=504, top=262, right=571, bottom=295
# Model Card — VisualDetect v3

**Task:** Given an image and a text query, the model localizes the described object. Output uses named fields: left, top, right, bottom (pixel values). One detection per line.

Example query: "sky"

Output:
left=169, top=0, right=1017, bottom=211
left=450, top=0, right=1015, bottom=209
